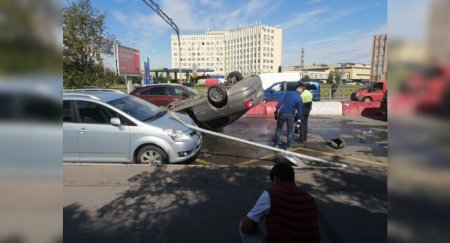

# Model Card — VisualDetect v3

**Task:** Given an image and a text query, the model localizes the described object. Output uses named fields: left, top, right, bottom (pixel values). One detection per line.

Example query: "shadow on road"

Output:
left=302, top=167, right=387, bottom=243
left=64, top=166, right=270, bottom=243
left=64, top=165, right=387, bottom=243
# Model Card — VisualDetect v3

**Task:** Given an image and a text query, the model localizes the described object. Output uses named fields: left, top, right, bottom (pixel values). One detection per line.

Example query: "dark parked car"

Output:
left=130, top=83, right=198, bottom=107
left=168, top=72, right=264, bottom=130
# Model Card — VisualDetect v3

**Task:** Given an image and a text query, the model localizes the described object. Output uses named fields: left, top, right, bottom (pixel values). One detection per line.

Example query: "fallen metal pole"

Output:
left=169, top=112, right=347, bottom=168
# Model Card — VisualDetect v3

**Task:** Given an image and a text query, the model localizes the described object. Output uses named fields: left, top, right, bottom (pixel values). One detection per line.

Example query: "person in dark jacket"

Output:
left=273, top=84, right=303, bottom=149
left=240, top=163, right=321, bottom=243
left=331, top=82, right=337, bottom=99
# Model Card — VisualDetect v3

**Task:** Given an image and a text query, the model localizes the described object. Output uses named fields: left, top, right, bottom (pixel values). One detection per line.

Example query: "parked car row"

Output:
left=63, top=71, right=264, bottom=164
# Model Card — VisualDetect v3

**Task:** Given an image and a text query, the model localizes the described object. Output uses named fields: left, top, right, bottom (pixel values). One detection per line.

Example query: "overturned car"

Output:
left=168, top=72, right=264, bottom=130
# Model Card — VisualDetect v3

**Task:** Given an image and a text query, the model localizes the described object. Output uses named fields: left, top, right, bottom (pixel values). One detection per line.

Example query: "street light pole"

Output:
left=141, top=0, right=182, bottom=84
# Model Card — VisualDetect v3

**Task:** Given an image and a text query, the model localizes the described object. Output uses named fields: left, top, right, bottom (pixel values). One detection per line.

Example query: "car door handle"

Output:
left=80, top=127, right=87, bottom=133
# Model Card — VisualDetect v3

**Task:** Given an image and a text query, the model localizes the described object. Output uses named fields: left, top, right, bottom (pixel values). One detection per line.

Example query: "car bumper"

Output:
left=168, top=131, right=202, bottom=163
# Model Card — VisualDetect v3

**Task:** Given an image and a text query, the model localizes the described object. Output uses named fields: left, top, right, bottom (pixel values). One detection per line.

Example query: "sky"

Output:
left=91, top=0, right=387, bottom=69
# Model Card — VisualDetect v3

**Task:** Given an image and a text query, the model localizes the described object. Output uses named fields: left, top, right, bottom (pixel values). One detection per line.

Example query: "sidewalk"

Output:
left=64, top=163, right=387, bottom=243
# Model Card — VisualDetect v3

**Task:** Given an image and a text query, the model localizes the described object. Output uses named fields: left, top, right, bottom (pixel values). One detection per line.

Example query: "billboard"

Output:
left=115, top=45, right=141, bottom=76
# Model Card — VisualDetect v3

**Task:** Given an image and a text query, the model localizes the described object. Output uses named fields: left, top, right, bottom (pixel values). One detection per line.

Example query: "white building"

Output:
left=171, top=23, right=282, bottom=77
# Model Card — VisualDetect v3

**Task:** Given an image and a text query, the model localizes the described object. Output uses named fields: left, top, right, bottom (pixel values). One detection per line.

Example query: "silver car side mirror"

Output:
left=110, top=117, right=121, bottom=126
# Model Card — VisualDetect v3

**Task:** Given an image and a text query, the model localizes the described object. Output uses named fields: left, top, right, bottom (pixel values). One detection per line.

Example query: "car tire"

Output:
left=137, top=145, right=168, bottom=165
left=362, top=97, right=372, bottom=102
left=224, top=71, right=244, bottom=86
left=207, top=84, right=228, bottom=108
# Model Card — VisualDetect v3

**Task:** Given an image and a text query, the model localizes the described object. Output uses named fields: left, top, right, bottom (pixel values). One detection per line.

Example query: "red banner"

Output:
left=116, top=45, right=141, bottom=76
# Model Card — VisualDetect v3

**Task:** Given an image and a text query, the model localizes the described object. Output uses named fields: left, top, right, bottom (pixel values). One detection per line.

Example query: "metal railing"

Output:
left=320, top=87, right=356, bottom=101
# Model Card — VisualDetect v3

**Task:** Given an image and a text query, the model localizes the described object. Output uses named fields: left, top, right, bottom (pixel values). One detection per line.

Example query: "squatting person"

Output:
left=239, top=163, right=321, bottom=243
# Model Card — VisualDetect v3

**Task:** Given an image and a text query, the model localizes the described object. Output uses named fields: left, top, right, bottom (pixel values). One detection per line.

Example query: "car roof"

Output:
left=141, top=83, right=182, bottom=87
left=63, top=91, right=128, bottom=102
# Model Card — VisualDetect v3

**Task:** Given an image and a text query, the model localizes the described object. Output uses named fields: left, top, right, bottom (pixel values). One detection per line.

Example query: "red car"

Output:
left=390, top=65, right=450, bottom=116
left=204, top=78, right=219, bottom=87
left=130, top=83, right=198, bottom=107
left=351, top=80, right=388, bottom=102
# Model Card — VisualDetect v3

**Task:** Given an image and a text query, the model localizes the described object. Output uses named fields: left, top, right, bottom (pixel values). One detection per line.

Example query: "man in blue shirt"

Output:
left=273, top=83, right=303, bottom=149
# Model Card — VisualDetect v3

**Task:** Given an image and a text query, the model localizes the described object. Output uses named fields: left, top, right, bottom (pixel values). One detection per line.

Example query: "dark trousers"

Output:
left=274, top=112, right=294, bottom=147
left=299, top=105, right=311, bottom=142
left=299, top=114, right=309, bottom=142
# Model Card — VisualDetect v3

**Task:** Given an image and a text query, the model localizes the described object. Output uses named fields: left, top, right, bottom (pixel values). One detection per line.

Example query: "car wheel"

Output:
left=137, top=145, right=168, bottom=165
left=224, top=71, right=244, bottom=86
left=207, top=84, right=228, bottom=108
left=362, top=97, right=372, bottom=102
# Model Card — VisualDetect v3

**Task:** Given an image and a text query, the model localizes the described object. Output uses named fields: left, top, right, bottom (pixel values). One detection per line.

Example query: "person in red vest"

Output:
left=240, top=163, right=321, bottom=243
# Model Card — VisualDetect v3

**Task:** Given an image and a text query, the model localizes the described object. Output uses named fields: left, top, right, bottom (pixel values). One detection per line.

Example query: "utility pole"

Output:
left=300, top=48, right=304, bottom=69
left=141, top=0, right=182, bottom=84
left=337, top=62, right=352, bottom=85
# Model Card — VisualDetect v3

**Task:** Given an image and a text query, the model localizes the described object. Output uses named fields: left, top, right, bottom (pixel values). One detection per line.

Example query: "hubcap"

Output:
left=210, top=89, right=223, bottom=102
left=141, top=150, right=162, bottom=165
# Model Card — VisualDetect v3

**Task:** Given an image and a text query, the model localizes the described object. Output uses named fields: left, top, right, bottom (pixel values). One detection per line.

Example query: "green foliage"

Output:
left=327, top=70, right=334, bottom=84
left=0, top=0, right=61, bottom=74
left=154, top=76, right=167, bottom=83
left=334, top=71, right=342, bottom=83
left=127, top=76, right=142, bottom=84
left=63, top=0, right=117, bottom=88
left=300, top=75, right=310, bottom=81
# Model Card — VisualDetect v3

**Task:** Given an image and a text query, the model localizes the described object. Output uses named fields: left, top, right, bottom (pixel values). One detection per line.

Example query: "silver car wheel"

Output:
left=209, top=88, right=224, bottom=103
left=141, top=150, right=163, bottom=165
left=137, top=145, right=169, bottom=165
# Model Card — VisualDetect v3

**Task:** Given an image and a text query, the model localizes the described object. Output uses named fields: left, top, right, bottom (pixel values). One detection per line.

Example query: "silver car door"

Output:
left=75, top=100, right=130, bottom=162
left=63, top=100, right=79, bottom=161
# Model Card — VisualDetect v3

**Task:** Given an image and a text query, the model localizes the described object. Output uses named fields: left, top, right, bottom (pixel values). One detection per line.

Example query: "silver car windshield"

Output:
left=107, top=95, right=166, bottom=122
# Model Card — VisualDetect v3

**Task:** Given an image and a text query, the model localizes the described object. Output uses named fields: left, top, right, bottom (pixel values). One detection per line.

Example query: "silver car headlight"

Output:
left=164, top=129, right=190, bottom=142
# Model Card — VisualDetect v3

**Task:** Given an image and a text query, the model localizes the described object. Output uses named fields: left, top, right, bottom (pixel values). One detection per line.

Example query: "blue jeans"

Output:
left=274, top=112, right=295, bottom=148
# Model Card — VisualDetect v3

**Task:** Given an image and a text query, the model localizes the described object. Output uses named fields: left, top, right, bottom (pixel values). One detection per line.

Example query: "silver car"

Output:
left=168, top=72, right=264, bottom=130
left=63, top=90, right=202, bottom=165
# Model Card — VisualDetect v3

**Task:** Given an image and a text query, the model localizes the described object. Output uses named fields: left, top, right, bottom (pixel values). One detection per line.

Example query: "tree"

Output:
left=327, top=70, right=334, bottom=84
left=334, top=71, right=342, bottom=84
left=63, top=0, right=116, bottom=88
left=301, top=75, right=310, bottom=81
left=0, top=0, right=61, bottom=75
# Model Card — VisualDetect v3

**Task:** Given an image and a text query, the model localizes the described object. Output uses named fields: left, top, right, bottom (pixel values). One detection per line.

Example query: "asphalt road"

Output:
left=196, top=116, right=387, bottom=168
left=64, top=116, right=387, bottom=243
